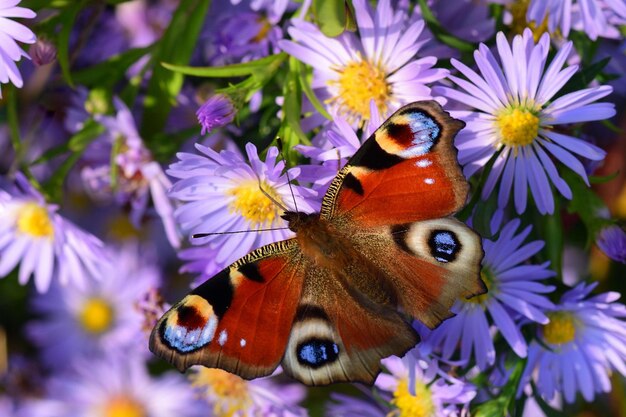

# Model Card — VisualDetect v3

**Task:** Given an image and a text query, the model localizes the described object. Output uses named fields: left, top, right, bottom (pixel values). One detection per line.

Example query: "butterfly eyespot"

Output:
left=296, top=338, right=340, bottom=369
left=161, top=295, right=218, bottom=353
left=428, top=230, right=461, bottom=263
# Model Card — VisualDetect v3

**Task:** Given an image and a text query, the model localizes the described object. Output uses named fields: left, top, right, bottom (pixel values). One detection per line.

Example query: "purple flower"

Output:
left=279, top=0, right=448, bottom=127
left=168, top=142, right=319, bottom=269
left=423, top=219, right=555, bottom=370
left=597, top=225, right=626, bottom=263
left=197, top=94, right=236, bottom=135
left=326, top=393, right=387, bottom=417
left=28, top=38, right=56, bottom=66
left=48, top=355, right=204, bottom=417
left=189, top=367, right=308, bottom=416
left=519, top=282, right=626, bottom=403
left=436, top=29, right=613, bottom=215
left=84, top=98, right=181, bottom=248
left=527, top=0, right=626, bottom=40
left=429, top=0, right=495, bottom=43
left=27, top=243, right=160, bottom=367
left=0, top=174, right=107, bottom=292
left=376, top=353, right=476, bottom=417
left=0, top=0, right=36, bottom=96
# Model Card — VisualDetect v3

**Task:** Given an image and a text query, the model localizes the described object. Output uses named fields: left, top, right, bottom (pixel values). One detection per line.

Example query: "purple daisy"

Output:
left=27, top=242, right=160, bottom=367
left=48, top=355, right=204, bottom=417
left=527, top=0, right=626, bottom=40
left=168, top=142, right=319, bottom=269
left=189, top=367, right=308, bottom=417
left=436, top=29, right=614, bottom=215
left=83, top=98, right=181, bottom=248
left=279, top=0, right=448, bottom=127
left=197, top=94, right=236, bottom=135
left=423, top=218, right=555, bottom=370
left=519, top=282, right=626, bottom=403
left=0, top=174, right=107, bottom=292
left=376, top=353, right=476, bottom=417
left=0, top=0, right=36, bottom=96
left=596, top=225, right=626, bottom=263
left=326, top=393, right=388, bottom=417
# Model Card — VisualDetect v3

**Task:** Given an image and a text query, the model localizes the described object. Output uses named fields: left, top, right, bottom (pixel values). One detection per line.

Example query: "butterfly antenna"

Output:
left=276, top=137, right=299, bottom=213
left=257, top=177, right=289, bottom=213
left=192, top=227, right=289, bottom=239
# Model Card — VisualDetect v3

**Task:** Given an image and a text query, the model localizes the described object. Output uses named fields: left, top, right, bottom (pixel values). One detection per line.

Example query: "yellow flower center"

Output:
left=328, top=58, right=390, bottom=123
left=17, top=203, right=54, bottom=238
left=542, top=311, right=577, bottom=345
left=391, top=378, right=435, bottom=417
left=79, top=297, right=114, bottom=334
left=189, top=368, right=251, bottom=417
left=496, top=107, right=540, bottom=148
left=102, top=396, right=146, bottom=417
left=466, top=269, right=494, bottom=305
left=228, top=180, right=283, bottom=228
left=107, top=215, right=143, bottom=241
left=509, top=0, right=551, bottom=40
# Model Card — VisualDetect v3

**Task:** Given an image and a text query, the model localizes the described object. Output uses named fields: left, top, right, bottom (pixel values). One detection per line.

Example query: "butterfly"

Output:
left=149, top=100, right=485, bottom=385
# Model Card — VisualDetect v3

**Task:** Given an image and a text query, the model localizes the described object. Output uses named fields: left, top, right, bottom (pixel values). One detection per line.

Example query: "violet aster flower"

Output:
left=519, top=282, right=626, bottom=403
left=279, top=0, right=447, bottom=127
left=168, top=142, right=319, bottom=268
left=326, top=393, right=387, bottom=417
left=197, top=94, right=236, bottom=135
left=0, top=174, right=107, bottom=292
left=27, top=243, right=160, bottom=367
left=423, top=218, right=555, bottom=370
left=84, top=98, right=181, bottom=248
left=48, top=355, right=203, bottom=417
left=376, top=354, right=476, bottom=417
left=0, top=0, right=36, bottom=96
left=597, top=225, right=626, bottom=263
left=527, top=0, right=626, bottom=40
left=189, top=367, right=308, bottom=417
left=436, top=29, right=613, bottom=215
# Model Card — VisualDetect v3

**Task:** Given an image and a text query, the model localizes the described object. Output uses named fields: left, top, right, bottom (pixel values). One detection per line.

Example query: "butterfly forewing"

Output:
left=150, top=240, right=305, bottom=379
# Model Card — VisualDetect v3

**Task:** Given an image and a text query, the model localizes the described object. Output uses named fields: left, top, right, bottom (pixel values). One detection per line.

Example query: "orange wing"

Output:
left=150, top=240, right=305, bottom=379
left=321, top=101, right=467, bottom=227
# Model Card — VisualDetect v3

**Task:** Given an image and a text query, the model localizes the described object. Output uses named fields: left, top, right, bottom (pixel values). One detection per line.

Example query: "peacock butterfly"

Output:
left=149, top=101, right=486, bottom=385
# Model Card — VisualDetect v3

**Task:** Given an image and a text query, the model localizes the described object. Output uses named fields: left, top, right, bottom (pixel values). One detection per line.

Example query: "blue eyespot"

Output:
left=428, top=230, right=460, bottom=263
left=399, top=112, right=441, bottom=158
left=296, top=339, right=340, bottom=368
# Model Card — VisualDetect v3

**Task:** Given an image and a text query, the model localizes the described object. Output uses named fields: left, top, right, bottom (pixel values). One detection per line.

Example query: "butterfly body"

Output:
left=150, top=101, right=486, bottom=385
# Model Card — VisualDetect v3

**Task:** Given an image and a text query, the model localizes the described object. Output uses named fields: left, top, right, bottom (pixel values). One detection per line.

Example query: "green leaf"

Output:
left=563, top=169, right=612, bottom=242
left=56, top=1, right=85, bottom=88
left=279, top=57, right=311, bottom=164
left=418, top=0, right=475, bottom=53
left=296, top=60, right=332, bottom=120
left=473, top=360, right=525, bottom=417
left=313, top=0, right=348, bottom=37
left=42, top=121, right=104, bottom=202
left=541, top=200, right=564, bottom=277
left=140, top=0, right=211, bottom=142
left=162, top=53, right=287, bottom=78
left=589, top=170, right=620, bottom=184
left=72, top=46, right=152, bottom=87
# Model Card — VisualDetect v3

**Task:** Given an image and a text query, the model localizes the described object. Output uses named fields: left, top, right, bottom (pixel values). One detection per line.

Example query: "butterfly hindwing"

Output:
left=321, top=101, right=468, bottom=227
left=281, top=266, right=418, bottom=385
left=149, top=240, right=305, bottom=379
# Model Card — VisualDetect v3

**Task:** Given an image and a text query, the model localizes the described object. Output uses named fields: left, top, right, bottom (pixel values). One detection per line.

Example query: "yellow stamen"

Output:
left=542, top=311, right=577, bottom=345
left=189, top=368, right=251, bottom=417
left=252, top=17, right=271, bottom=43
left=509, top=0, right=551, bottom=41
left=390, top=378, right=435, bottom=417
left=328, top=58, right=390, bottom=123
left=228, top=180, right=283, bottom=228
left=496, top=107, right=540, bottom=148
left=103, top=396, right=146, bottom=417
left=17, top=203, right=54, bottom=238
left=79, top=297, right=114, bottom=334
left=466, top=269, right=494, bottom=305
left=107, top=215, right=143, bottom=241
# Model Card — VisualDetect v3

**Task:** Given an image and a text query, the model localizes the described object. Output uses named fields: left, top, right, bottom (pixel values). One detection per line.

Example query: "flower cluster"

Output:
left=1, top=0, right=626, bottom=416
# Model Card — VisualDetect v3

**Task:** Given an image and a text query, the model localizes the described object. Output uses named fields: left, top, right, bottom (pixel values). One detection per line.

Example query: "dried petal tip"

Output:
left=597, top=225, right=626, bottom=263
left=30, top=39, right=57, bottom=66
left=196, top=94, right=235, bottom=135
